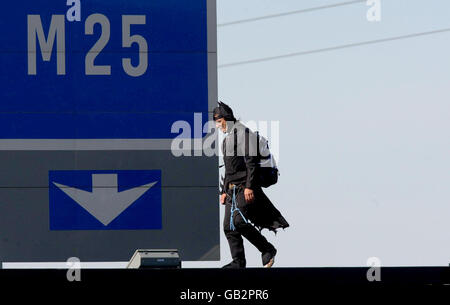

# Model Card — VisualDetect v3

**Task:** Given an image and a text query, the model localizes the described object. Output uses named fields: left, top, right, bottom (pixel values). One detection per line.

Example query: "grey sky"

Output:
left=185, top=0, right=450, bottom=268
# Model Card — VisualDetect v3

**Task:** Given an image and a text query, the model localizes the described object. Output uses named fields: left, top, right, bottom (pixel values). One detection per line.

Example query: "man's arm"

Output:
left=221, top=137, right=229, bottom=194
left=222, top=173, right=229, bottom=194
left=219, top=173, right=229, bottom=204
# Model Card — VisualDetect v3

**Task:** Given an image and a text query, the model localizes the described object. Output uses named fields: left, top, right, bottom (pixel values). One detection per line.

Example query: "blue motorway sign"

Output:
left=49, top=170, right=162, bottom=230
left=0, top=0, right=208, bottom=139
left=0, top=0, right=219, bottom=263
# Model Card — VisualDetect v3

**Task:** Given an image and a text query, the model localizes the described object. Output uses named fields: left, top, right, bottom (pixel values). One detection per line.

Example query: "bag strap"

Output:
left=245, top=128, right=250, bottom=157
left=233, top=128, right=237, bottom=156
left=256, top=131, right=260, bottom=157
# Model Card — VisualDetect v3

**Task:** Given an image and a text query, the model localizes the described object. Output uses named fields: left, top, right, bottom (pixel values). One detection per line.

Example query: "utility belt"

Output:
left=228, top=182, right=243, bottom=190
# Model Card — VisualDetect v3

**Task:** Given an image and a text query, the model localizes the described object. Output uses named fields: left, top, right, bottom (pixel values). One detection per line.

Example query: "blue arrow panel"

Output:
left=49, top=170, right=162, bottom=230
left=0, top=0, right=208, bottom=139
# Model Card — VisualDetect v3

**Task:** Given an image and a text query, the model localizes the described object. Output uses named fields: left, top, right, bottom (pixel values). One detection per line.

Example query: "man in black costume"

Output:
left=213, top=101, right=289, bottom=268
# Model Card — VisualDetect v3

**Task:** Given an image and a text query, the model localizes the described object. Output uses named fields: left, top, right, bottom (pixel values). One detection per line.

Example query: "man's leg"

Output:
left=233, top=210, right=275, bottom=255
left=232, top=186, right=277, bottom=267
left=223, top=200, right=246, bottom=268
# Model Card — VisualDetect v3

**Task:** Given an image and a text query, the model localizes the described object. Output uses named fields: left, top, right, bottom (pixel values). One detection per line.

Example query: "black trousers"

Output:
left=223, top=185, right=274, bottom=267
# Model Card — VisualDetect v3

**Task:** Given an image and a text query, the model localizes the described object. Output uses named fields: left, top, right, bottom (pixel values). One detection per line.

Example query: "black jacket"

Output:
left=221, top=121, right=259, bottom=193
left=221, top=121, right=289, bottom=233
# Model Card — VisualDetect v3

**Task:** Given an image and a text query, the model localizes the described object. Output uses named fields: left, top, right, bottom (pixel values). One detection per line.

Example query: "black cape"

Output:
left=244, top=186, right=289, bottom=233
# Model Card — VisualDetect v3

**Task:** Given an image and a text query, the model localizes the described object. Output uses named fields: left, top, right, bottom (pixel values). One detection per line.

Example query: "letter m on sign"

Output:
left=27, top=15, right=66, bottom=75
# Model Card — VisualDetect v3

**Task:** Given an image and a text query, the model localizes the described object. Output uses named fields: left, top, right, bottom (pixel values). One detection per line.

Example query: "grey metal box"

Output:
left=126, top=249, right=181, bottom=269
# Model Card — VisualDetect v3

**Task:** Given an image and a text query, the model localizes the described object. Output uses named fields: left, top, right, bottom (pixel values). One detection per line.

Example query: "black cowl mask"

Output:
left=213, top=101, right=236, bottom=122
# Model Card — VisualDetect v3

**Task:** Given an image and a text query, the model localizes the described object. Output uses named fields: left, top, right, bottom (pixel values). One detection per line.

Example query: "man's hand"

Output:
left=244, top=188, right=255, bottom=203
left=220, top=193, right=227, bottom=205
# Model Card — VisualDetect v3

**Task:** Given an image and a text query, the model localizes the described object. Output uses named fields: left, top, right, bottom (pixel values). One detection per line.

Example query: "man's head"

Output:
left=213, top=101, right=236, bottom=133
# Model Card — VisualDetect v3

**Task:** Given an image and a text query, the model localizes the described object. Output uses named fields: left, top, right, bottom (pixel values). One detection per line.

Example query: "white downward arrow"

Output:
left=53, top=174, right=158, bottom=226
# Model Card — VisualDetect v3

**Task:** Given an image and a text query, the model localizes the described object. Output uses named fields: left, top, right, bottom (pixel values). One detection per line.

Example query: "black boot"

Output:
left=261, top=246, right=277, bottom=268
left=222, top=259, right=246, bottom=269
